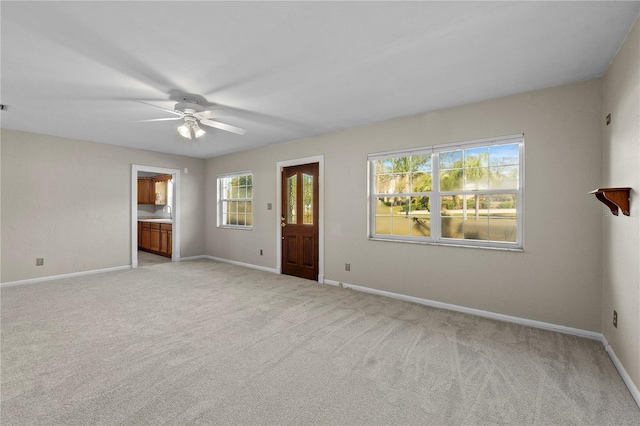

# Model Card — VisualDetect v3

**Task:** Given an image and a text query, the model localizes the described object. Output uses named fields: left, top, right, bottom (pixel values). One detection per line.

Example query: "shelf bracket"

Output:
left=589, top=187, right=631, bottom=216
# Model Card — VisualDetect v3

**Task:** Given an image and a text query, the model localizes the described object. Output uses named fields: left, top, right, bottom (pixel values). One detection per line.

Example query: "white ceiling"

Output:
left=2, top=1, right=639, bottom=159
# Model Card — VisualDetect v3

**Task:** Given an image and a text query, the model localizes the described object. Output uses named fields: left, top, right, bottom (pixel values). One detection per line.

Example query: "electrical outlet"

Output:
left=345, top=263, right=350, bottom=271
left=613, top=310, right=618, bottom=328
left=260, top=249, right=263, bottom=256
left=36, top=258, right=44, bottom=266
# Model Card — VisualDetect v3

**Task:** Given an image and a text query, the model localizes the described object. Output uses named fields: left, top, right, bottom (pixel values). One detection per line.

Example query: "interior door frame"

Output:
left=276, top=155, right=324, bottom=283
left=131, top=164, right=181, bottom=268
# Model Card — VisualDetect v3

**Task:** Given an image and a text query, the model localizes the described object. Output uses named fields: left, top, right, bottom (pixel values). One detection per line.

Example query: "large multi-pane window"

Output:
left=369, top=135, right=523, bottom=249
left=218, top=172, right=253, bottom=229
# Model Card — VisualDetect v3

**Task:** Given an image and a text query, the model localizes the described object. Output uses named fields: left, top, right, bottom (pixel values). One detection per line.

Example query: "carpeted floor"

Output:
left=1, top=259, right=639, bottom=425
left=137, top=250, right=171, bottom=267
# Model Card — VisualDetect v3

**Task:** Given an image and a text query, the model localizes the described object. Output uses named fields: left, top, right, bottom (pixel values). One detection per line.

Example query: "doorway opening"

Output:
left=131, top=165, right=181, bottom=268
left=276, top=156, right=324, bottom=283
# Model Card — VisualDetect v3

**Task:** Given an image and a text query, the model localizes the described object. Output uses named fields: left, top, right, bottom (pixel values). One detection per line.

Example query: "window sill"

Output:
left=368, top=237, right=523, bottom=252
left=219, top=226, right=253, bottom=231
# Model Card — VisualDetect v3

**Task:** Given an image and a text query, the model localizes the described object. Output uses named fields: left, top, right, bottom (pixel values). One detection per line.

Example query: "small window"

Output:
left=369, top=135, right=523, bottom=250
left=218, top=172, right=253, bottom=229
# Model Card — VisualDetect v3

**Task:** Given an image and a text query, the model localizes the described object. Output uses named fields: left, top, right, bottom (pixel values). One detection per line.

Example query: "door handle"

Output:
left=280, top=215, right=286, bottom=227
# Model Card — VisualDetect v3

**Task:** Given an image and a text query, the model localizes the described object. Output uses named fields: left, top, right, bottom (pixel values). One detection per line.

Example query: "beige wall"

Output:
left=1, top=129, right=206, bottom=282
left=206, top=78, right=604, bottom=331
left=602, top=18, right=640, bottom=389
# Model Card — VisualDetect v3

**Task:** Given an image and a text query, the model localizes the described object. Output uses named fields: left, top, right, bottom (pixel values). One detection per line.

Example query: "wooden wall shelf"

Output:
left=589, top=187, right=631, bottom=216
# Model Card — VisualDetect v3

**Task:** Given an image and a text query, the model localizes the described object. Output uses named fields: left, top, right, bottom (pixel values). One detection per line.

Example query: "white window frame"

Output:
left=368, top=134, right=524, bottom=250
left=217, top=171, right=253, bottom=230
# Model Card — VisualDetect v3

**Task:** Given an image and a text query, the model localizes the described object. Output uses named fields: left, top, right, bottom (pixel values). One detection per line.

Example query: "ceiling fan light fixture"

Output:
left=178, top=116, right=205, bottom=139
left=194, top=126, right=205, bottom=138
left=177, top=122, right=192, bottom=139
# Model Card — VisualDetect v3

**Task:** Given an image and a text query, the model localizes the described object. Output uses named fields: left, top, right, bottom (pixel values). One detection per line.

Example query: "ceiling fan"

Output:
left=137, top=96, right=247, bottom=139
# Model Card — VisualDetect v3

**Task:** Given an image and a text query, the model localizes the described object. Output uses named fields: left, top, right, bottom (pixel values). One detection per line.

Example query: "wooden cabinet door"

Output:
left=150, top=224, right=160, bottom=252
left=138, top=178, right=151, bottom=204
left=160, top=228, right=169, bottom=255
left=159, top=224, right=172, bottom=257
left=153, top=178, right=168, bottom=205
left=141, top=224, right=151, bottom=250
left=138, top=222, right=142, bottom=246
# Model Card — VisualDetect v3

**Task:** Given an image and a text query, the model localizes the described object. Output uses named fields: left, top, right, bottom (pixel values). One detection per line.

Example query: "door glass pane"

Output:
left=287, top=175, right=297, bottom=224
left=303, top=173, right=314, bottom=225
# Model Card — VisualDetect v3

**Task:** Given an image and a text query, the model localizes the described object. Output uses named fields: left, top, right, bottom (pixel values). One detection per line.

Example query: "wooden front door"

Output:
left=281, top=163, right=319, bottom=281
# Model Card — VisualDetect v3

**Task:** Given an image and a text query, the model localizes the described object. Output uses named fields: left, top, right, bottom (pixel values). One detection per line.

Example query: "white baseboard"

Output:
left=190, top=256, right=326, bottom=283
left=1, top=265, right=131, bottom=288
left=323, top=279, right=602, bottom=340
left=201, top=255, right=279, bottom=274
left=180, top=255, right=208, bottom=262
left=602, top=336, right=640, bottom=408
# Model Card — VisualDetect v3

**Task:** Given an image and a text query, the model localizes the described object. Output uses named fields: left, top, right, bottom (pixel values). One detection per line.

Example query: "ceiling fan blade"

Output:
left=133, top=117, right=182, bottom=123
left=135, top=100, right=182, bottom=117
left=200, top=118, right=247, bottom=135
left=194, top=109, right=227, bottom=120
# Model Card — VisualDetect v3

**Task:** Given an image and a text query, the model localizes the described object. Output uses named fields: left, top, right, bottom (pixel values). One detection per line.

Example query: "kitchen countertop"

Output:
left=137, top=218, right=172, bottom=224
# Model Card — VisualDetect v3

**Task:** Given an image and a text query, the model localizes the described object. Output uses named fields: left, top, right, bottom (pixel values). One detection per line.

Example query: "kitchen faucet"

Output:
left=163, top=205, right=172, bottom=219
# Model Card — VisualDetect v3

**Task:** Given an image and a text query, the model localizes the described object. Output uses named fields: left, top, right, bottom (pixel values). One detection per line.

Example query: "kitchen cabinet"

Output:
left=138, top=221, right=172, bottom=258
left=137, top=175, right=171, bottom=205
left=140, top=222, right=151, bottom=250
left=153, top=176, right=170, bottom=205
left=149, top=223, right=161, bottom=252
left=160, top=225, right=172, bottom=256
left=138, top=179, right=151, bottom=204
